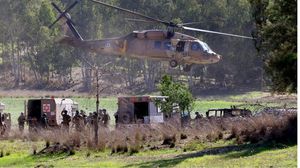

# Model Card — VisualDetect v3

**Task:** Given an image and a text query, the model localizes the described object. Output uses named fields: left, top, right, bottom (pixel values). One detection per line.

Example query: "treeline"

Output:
left=0, top=0, right=296, bottom=93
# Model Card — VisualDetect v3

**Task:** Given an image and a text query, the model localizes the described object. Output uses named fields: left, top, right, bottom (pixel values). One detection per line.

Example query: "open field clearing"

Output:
left=0, top=140, right=296, bottom=167
left=0, top=91, right=297, bottom=167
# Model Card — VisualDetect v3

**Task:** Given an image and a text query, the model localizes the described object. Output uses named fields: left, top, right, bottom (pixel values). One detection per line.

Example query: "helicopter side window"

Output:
left=164, top=41, right=171, bottom=50
left=154, top=41, right=161, bottom=49
left=191, top=42, right=203, bottom=51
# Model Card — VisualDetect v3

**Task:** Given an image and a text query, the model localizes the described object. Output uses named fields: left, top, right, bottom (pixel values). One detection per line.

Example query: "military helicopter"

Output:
left=49, top=0, right=254, bottom=72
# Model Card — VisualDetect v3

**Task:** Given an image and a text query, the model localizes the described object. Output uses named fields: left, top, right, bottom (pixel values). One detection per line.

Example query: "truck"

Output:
left=206, top=108, right=252, bottom=118
left=116, top=96, right=167, bottom=124
left=26, top=98, right=78, bottom=128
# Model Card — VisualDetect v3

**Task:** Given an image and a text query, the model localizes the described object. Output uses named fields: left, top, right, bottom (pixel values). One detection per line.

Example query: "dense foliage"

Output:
left=157, top=75, right=194, bottom=116
left=0, top=0, right=295, bottom=93
left=249, top=0, right=297, bottom=92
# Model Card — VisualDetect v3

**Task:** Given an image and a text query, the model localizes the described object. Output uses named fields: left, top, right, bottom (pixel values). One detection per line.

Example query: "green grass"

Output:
left=0, top=140, right=296, bottom=168
left=193, top=100, right=242, bottom=114
left=228, top=91, right=266, bottom=100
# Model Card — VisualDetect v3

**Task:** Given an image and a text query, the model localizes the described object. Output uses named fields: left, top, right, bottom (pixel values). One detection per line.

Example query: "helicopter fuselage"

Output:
left=60, top=30, right=221, bottom=67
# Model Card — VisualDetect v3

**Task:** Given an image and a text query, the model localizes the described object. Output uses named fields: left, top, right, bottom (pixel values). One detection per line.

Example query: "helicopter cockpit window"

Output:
left=164, top=41, right=171, bottom=50
left=203, top=43, right=212, bottom=52
left=154, top=41, right=161, bottom=49
left=191, top=42, right=203, bottom=51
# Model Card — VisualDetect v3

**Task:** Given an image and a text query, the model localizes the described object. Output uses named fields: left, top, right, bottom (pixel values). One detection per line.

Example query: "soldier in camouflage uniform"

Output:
left=102, top=109, right=110, bottom=127
left=0, top=113, right=4, bottom=135
left=18, top=112, right=26, bottom=133
left=72, top=110, right=83, bottom=131
left=41, top=113, right=49, bottom=129
left=61, top=109, right=71, bottom=131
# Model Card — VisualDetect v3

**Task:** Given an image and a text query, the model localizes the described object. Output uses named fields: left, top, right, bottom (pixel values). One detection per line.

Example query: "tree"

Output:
left=250, top=0, right=297, bottom=92
left=157, top=75, right=194, bottom=117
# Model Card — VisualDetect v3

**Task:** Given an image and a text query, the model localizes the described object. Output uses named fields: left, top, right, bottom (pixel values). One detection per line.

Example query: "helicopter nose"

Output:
left=211, top=54, right=221, bottom=63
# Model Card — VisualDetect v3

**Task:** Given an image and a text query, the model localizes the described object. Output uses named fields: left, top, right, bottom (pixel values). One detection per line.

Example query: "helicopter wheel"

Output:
left=183, top=64, right=192, bottom=72
left=169, top=60, right=178, bottom=68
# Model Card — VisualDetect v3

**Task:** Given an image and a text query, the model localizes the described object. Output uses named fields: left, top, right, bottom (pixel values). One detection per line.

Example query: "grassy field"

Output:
left=0, top=140, right=296, bottom=167
left=0, top=91, right=297, bottom=167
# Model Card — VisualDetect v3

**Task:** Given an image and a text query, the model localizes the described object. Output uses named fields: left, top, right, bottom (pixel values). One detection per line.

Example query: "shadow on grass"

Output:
left=224, top=142, right=295, bottom=159
left=124, top=142, right=295, bottom=168
left=33, top=153, right=70, bottom=161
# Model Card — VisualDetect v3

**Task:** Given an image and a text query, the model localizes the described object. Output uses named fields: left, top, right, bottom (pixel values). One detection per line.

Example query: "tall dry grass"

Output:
left=1, top=112, right=297, bottom=154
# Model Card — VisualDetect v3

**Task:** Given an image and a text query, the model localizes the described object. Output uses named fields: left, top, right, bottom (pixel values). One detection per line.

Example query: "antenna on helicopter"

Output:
left=49, top=0, right=83, bottom=41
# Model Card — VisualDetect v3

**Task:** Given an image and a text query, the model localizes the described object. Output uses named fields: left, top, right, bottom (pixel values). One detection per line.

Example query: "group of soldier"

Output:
left=18, top=112, right=49, bottom=133
left=60, top=108, right=111, bottom=131
left=17, top=108, right=111, bottom=133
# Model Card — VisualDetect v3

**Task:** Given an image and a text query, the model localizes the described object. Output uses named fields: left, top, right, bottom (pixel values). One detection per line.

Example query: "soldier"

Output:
left=92, top=111, right=98, bottom=127
left=98, top=109, right=104, bottom=125
left=61, top=109, right=71, bottom=131
left=80, top=110, right=87, bottom=125
left=87, top=112, right=93, bottom=125
left=41, top=113, right=49, bottom=129
left=195, top=112, right=203, bottom=120
left=0, top=113, right=4, bottom=135
left=86, top=112, right=93, bottom=131
left=18, top=112, right=26, bottom=133
left=206, top=111, right=209, bottom=118
left=102, top=109, right=110, bottom=127
left=72, top=110, right=83, bottom=131
left=28, top=117, right=38, bottom=133
left=114, top=112, right=118, bottom=126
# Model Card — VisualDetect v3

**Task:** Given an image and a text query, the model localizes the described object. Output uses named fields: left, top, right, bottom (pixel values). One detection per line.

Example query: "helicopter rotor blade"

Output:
left=66, top=20, right=83, bottom=40
left=178, top=22, right=204, bottom=27
left=90, top=0, right=169, bottom=26
left=125, top=18, right=157, bottom=23
left=49, top=1, right=79, bottom=28
left=51, top=2, right=63, bottom=13
left=182, top=26, right=254, bottom=39
left=49, top=1, right=83, bottom=40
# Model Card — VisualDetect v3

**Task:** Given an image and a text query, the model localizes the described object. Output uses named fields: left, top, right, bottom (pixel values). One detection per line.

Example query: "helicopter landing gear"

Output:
left=169, top=60, right=178, bottom=68
left=183, top=64, right=192, bottom=72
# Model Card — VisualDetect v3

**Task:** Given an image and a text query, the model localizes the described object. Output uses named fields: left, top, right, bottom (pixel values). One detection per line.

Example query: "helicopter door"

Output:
left=176, top=41, right=185, bottom=52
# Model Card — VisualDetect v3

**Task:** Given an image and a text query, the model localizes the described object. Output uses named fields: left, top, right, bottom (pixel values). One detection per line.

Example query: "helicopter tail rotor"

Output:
left=49, top=1, right=83, bottom=41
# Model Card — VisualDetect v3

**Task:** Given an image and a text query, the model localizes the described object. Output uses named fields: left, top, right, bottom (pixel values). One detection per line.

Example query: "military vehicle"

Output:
left=49, top=0, right=254, bottom=72
left=116, top=96, right=167, bottom=124
left=26, top=98, right=78, bottom=128
left=206, top=107, right=252, bottom=118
